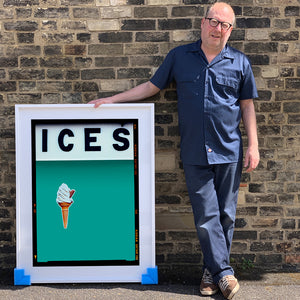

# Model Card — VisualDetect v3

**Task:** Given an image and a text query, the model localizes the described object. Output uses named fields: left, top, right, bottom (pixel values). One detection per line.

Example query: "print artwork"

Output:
left=32, top=120, right=139, bottom=267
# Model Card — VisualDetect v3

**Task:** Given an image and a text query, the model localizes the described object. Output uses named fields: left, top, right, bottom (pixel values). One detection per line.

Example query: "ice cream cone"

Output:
left=58, top=201, right=73, bottom=229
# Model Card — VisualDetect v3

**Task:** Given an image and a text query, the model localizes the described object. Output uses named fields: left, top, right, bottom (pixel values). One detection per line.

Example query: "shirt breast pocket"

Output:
left=216, top=76, right=240, bottom=99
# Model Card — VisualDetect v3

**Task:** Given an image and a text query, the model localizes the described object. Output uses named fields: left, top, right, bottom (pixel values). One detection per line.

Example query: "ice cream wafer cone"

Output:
left=58, top=201, right=73, bottom=229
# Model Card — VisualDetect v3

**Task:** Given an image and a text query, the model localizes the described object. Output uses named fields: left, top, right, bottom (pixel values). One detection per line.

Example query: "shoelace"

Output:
left=219, top=275, right=235, bottom=291
left=202, top=269, right=214, bottom=284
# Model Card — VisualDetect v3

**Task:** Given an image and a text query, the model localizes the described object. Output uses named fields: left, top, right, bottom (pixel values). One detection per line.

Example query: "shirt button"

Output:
left=208, top=148, right=213, bottom=153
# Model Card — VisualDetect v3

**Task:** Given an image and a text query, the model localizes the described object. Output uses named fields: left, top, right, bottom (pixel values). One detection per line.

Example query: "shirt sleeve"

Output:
left=150, top=48, right=176, bottom=90
left=239, top=55, right=258, bottom=100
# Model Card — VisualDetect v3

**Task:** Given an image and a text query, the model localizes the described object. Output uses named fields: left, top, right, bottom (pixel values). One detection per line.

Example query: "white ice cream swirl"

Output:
left=56, top=183, right=74, bottom=204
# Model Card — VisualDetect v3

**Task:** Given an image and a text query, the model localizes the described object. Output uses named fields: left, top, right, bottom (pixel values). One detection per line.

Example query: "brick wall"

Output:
left=0, top=0, right=299, bottom=283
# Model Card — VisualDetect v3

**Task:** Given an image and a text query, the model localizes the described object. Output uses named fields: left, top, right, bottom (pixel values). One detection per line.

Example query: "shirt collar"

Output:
left=188, top=39, right=235, bottom=60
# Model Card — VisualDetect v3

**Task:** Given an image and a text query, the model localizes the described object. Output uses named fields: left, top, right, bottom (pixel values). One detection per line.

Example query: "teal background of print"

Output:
left=35, top=160, right=136, bottom=263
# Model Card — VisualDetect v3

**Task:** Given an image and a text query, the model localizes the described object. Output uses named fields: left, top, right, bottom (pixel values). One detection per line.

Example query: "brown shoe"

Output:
left=218, top=275, right=240, bottom=299
left=200, top=268, right=219, bottom=296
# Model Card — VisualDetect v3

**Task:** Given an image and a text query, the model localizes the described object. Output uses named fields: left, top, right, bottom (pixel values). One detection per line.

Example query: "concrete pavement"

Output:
left=0, top=273, right=299, bottom=300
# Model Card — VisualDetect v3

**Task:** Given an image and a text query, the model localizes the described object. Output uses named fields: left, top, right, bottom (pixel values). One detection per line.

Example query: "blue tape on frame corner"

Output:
left=141, top=266, right=158, bottom=285
left=14, top=268, right=31, bottom=286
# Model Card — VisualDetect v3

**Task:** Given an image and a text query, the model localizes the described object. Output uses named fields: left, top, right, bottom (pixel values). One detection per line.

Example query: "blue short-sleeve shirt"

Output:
left=150, top=39, right=258, bottom=165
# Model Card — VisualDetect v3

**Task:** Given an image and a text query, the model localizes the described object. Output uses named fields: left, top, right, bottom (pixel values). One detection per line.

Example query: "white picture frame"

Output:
left=14, top=104, right=156, bottom=284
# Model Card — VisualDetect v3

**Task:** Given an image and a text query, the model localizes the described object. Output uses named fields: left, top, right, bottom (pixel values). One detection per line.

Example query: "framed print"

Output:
left=14, top=104, right=156, bottom=284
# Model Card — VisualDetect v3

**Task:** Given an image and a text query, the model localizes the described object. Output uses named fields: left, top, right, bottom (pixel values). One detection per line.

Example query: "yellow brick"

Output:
left=110, top=0, right=127, bottom=5
left=261, top=66, right=279, bottom=78
left=246, top=29, right=269, bottom=41
left=147, top=0, right=180, bottom=5
left=100, top=7, right=132, bottom=19
left=87, top=20, right=120, bottom=31
left=155, top=152, right=176, bottom=171
left=237, top=190, right=246, bottom=205
left=100, top=80, right=132, bottom=91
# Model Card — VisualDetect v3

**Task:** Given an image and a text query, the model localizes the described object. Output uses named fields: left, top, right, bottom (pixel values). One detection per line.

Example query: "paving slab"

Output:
left=0, top=273, right=299, bottom=300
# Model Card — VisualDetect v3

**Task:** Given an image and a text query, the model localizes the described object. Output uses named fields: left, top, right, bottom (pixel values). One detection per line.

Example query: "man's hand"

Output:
left=88, top=98, right=113, bottom=108
left=244, top=146, right=260, bottom=172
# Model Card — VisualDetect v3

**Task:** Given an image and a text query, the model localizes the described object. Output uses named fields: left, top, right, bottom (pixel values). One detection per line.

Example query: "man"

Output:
left=89, top=2, right=259, bottom=299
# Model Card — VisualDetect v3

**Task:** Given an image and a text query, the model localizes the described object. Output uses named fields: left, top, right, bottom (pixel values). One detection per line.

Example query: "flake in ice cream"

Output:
left=56, top=183, right=75, bottom=229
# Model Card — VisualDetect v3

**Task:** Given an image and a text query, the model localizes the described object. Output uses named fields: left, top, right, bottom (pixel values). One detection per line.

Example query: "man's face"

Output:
left=201, top=5, right=234, bottom=53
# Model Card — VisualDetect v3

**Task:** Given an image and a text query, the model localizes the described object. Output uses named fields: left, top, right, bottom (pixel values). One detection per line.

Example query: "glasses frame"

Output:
left=205, top=17, right=233, bottom=32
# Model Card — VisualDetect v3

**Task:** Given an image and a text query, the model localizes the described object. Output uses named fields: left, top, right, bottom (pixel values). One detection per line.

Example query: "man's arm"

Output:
left=240, top=99, right=260, bottom=172
left=88, top=81, right=160, bottom=108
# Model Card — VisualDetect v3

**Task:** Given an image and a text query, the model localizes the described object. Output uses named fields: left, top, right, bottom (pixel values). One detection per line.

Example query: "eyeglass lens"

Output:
left=208, top=18, right=231, bottom=30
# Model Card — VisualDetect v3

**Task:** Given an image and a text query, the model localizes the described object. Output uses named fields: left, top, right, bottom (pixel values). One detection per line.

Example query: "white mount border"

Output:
left=15, top=104, right=156, bottom=284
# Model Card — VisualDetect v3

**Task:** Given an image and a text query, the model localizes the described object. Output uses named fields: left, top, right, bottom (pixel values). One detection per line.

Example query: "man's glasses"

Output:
left=205, top=18, right=233, bottom=32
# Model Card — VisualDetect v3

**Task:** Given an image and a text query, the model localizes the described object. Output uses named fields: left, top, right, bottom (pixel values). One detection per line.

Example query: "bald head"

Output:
left=206, top=2, right=235, bottom=25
